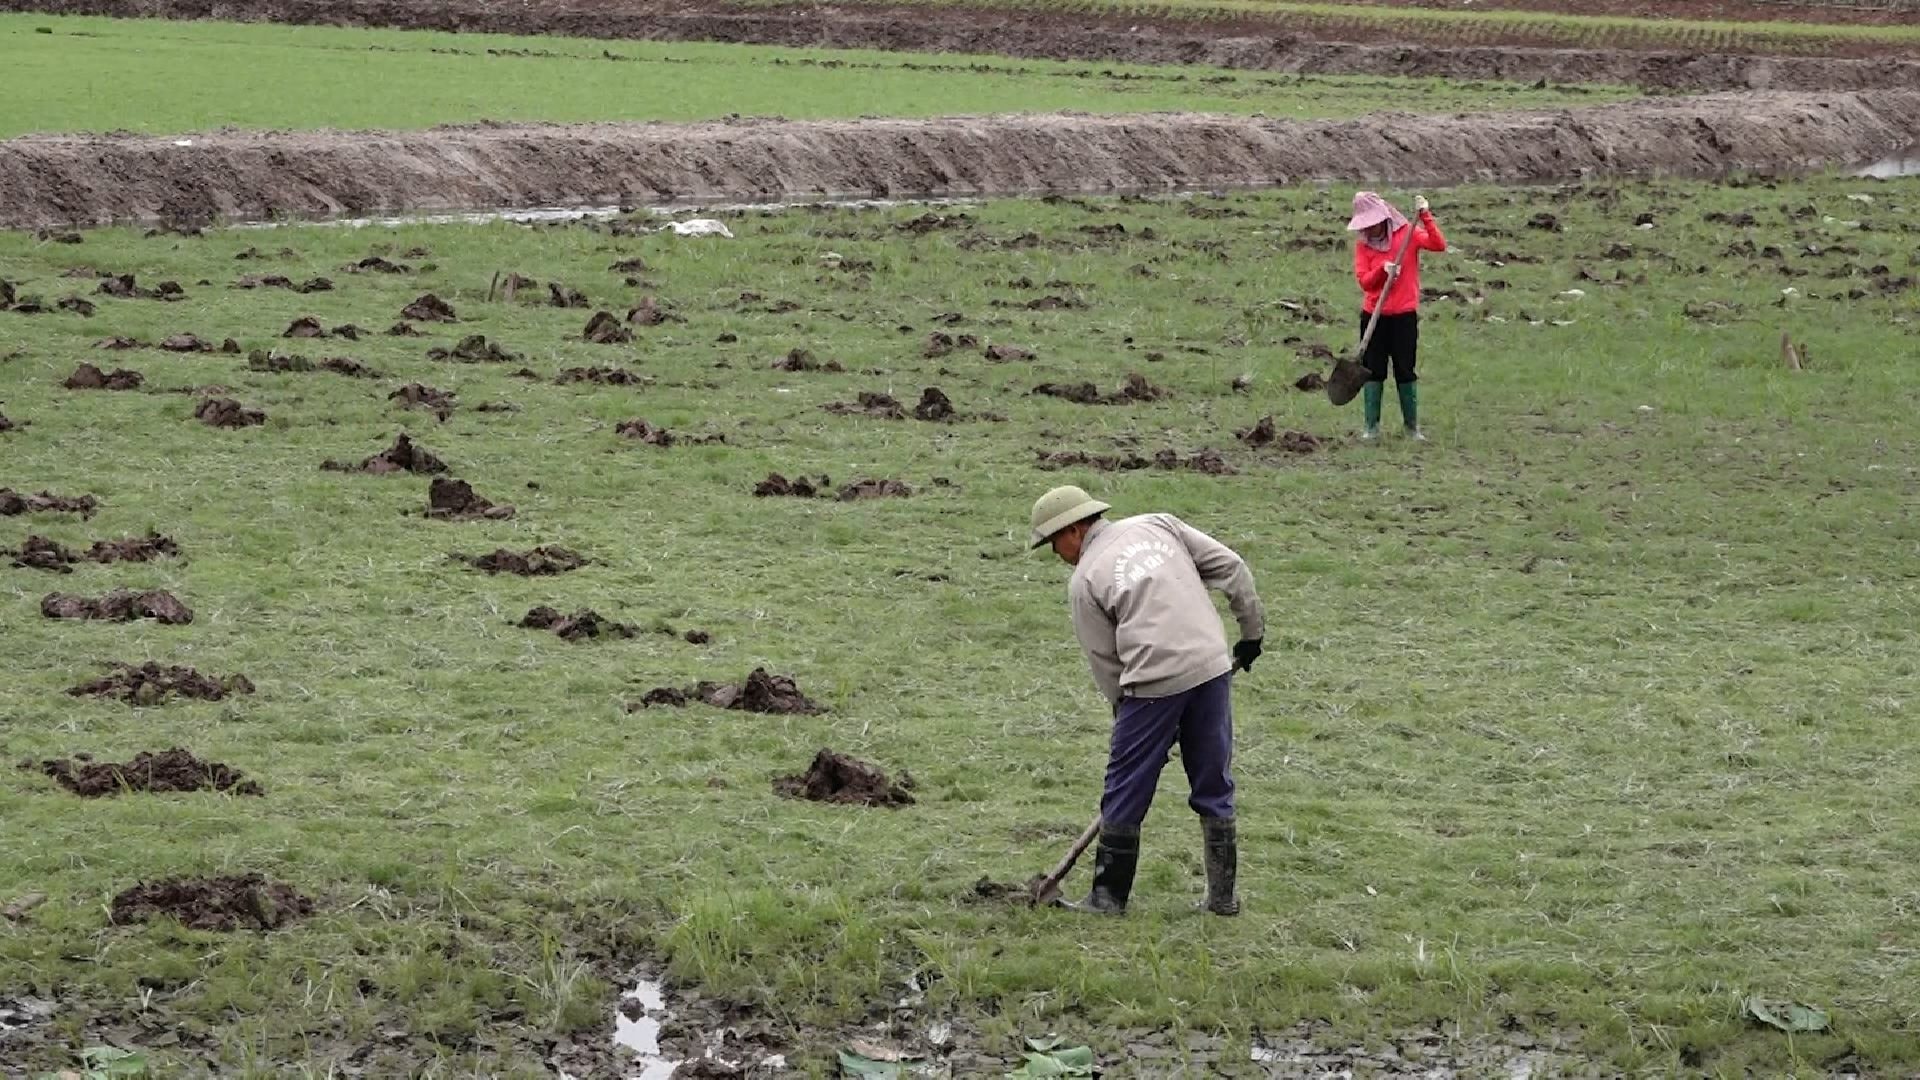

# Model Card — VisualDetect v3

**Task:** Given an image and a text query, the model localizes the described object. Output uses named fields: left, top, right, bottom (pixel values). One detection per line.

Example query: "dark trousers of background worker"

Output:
left=1358, top=309, right=1419, bottom=436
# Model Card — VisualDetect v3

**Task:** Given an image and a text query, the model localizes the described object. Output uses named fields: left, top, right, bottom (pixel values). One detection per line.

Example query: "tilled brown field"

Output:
left=1, top=90, right=1915, bottom=229
left=5, top=0, right=1919, bottom=91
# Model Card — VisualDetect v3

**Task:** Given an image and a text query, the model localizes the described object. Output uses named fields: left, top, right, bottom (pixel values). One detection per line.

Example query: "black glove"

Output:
left=1232, top=638, right=1263, bottom=673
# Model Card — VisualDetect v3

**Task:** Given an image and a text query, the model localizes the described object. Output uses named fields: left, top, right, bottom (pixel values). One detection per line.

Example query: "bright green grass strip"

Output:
left=0, top=14, right=1629, bottom=138
left=767, top=0, right=1920, bottom=45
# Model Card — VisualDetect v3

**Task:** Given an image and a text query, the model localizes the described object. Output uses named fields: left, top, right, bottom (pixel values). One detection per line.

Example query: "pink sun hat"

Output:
left=1346, top=191, right=1408, bottom=232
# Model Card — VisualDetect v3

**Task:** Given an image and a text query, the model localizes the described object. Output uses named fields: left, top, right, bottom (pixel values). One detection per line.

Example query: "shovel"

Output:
left=1026, top=814, right=1102, bottom=907
left=1327, top=218, right=1420, bottom=407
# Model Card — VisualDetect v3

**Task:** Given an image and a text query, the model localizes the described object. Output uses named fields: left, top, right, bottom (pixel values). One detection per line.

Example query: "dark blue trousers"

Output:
left=1100, top=672, right=1235, bottom=828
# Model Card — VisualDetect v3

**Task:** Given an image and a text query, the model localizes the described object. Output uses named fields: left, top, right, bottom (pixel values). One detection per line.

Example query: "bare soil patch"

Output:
left=64, top=363, right=143, bottom=390
left=823, top=391, right=906, bottom=419
left=753, top=472, right=831, bottom=498
left=583, top=310, right=631, bottom=344
left=96, top=274, right=185, bottom=302
left=518, top=606, right=635, bottom=641
left=67, top=663, right=252, bottom=706
left=773, top=749, right=914, bottom=807
left=633, top=668, right=826, bottom=714
left=8, top=532, right=178, bottom=572
left=426, top=477, right=515, bottom=520
left=771, top=348, right=843, bottom=373
left=5, top=93, right=1916, bottom=228
left=29, top=748, right=260, bottom=797
left=0, top=488, right=98, bottom=518
left=401, top=293, right=457, bottom=322
left=109, top=874, right=312, bottom=931
left=41, top=589, right=193, bottom=624
left=457, top=546, right=587, bottom=575
left=838, top=478, right=913, bottom=500
left=428, top=334, right=518, bottom=362
left=321, top=433, right=448, bottom=475
left=557, top=365, right=648, bottom=385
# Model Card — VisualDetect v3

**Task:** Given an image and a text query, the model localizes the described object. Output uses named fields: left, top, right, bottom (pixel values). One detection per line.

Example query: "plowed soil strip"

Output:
left=1, top=91, right=1915, bottom=228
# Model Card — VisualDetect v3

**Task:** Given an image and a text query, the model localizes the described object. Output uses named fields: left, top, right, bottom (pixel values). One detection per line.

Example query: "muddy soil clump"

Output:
left=322, top=433, right=447, bottom=475
left=519, top=605, right=635, bottom=641
left=30, top=748, right=260, bottom=797
left=109, top=874, right=311, bottom=931
left=838, top=478, right=914, bottom=500
left=822, top=391, right=906, bottom=419
left=67, top=663, right=253, bottom=706
left=771, top=348, right=843, bottom=373
left=401, top=293, right=457, bottom=322
left=1237, top=416, right=1324, bottom=452
left=195, top=397, right=265, bottom=428
left=557, top=365, right=647, bottom=385
left=1034, top=448, right=1235, bottom=474
left=64, top=362, right=143, bottom=389
left=390, top=383, right=455, bottom=420
left=10, top=532, right=179, bottom=572
left=1, top=488, right=98, bottom=518
left=429, top=334, right=517, bottom=362
left=913, top=386, right=955, bottom=421
left=754, top=472, right=830, bottom=498
left=41, top=588, right=193, bottom=624
left=583, top=310, right=632, bottom=343
left=458, top=546, right=587, bottom=575
left=1033, top=372, right=1166, bottom=405
left=774, top=749, right=913, bottom=807
left=634, top=668, right=826, bottom=715
left=426, top=477, right=515, bottom=520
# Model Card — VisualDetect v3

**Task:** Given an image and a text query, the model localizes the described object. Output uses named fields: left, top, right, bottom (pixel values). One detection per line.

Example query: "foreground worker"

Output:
left=1029, top=485, right=1266, bottom=916
left=1348, top=190, right=1447, bottom=441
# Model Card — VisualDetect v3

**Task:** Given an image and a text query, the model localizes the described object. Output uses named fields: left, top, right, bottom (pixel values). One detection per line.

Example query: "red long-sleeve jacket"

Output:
left=1354, top=211, right=1447, bottom=316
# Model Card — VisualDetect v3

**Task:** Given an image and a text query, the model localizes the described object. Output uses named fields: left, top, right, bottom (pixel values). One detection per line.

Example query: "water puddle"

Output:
left=613, top=978, right=678, bottom=1080
left=606, top=975, right=787, bottom=1079
left=1855, top=146, right=1920, bottom=179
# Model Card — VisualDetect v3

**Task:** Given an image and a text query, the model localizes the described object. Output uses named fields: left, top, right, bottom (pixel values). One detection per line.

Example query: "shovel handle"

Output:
left=1031, top=815, right=1103, bottom=904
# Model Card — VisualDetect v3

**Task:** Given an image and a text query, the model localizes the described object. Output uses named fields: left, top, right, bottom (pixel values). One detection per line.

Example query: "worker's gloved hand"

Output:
left=1232, top=638, right=1263, bottom=673
left=1384, top=262, right=1400, bottom=276
left=1414, top=195, right=1431, bottom=213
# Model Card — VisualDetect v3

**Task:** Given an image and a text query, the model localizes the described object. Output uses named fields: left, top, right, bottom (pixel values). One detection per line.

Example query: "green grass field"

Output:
left=2, top=172, right=1917, bottom=1075
left=0, top=14, right=1628, bottom=139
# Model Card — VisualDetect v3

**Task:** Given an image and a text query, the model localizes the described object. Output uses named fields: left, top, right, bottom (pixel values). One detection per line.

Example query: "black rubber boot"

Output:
left=1201, top=817, right=1240, bottom=916
left=1057, top=825, right=1140, bottom=915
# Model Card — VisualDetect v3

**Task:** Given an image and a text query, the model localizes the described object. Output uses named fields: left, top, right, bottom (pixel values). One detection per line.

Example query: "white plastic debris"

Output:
left=172, top=139, right=193, bottom=147
left=1559, top=289, right=1586, bottom=299
left=1847, top=193, right=1874, bottom=204
left=667, top=219, right=734, bottom=238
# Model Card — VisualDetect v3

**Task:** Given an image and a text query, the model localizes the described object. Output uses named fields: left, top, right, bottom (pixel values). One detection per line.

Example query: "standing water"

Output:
left=1855, top=146, right=1920, bottom=179
left=613, top=978, right=680, bottom=1080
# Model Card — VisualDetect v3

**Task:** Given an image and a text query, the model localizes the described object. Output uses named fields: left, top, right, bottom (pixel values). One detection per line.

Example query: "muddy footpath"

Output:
left=8, top=0, right=1920, bottom=92
left=1, top=90, right=1916, bottom=229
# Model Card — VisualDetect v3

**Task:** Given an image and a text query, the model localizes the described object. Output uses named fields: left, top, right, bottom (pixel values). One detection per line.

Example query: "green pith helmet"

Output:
left=1029, top=485, right=1111, bottom=549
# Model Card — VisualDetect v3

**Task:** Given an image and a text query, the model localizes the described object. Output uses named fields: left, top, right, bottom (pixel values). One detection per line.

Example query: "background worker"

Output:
left=1028, top=485, right=1265, bottom=916
left=1348, top=191, right=1447, bottom=441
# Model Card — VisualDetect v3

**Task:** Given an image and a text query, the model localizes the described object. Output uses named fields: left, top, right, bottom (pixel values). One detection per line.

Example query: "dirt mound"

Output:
left=519, top=605, right=635, bottom=641
left=63, top=363, right=143, bottom=390
left=838, top=478, right=913, bottom=501
left=1033, top=372, right=1166, bottom=405
left=426, top=477, right=515, bottom=520
left=771, top=348, right=842, bottom=373
left=96, top=274, right=185, bottom=302
left=41, top=589, right=193, bottom=624
left=159, top=333, right=221, bottom=353
left=20, top=532, right=180, bottom=570
left=30, top=748, right=260, bottom=796
left=635, top=668, right=826, bottom=714
left=913, top=386, right=955, bottom=421
left=0, top=411, right=20, bottom=433
left=616, top=418, right=672, bottom=446
left=322, top=433, right=448, bottom=475
left=1035, top=448, right=1235, bottom=474
left=458, top=546, right=587, bottom=575
left=557, top=365, right=647, bottom=385
left=11, top=89, right=1918, bottom=228
left=195, top=397, right=265, bottom=428
left=320, top=357, right=379, bottom=377
left=1294, top=371, right=1328, bottom=392
left=429, top=334, right=517, bottom=362
left=69, top=664, right=247, bottom=707
left=0, top=488, right=98, bottom=517
left=1236, top=416, right=1324, bottom=453
left=773, top=749, right=913, bottom=807
left=390, top=383, right=455, bottom=420
left=234, top=274, right=332, bottom=294
left=248, top=350, right=313, bottom=372
left=109, top=873, right=311, bottom=931
left=401, top=293, right=457, bottom=322
left=754, top=472, right=830, bottom=498
left=583, top=310, right=632, bottom=344
left=823, top=392, right=906, bottom=419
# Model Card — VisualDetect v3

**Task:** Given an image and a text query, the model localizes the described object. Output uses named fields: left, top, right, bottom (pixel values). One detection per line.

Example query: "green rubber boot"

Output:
left=1397, top=381, right=1424, bottom=441
left=1360, top=381, right=1384, bottom=441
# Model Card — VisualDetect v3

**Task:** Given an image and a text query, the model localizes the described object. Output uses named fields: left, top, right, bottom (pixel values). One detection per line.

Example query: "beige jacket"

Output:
left=1068, top=514, right=1265, bottom=705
